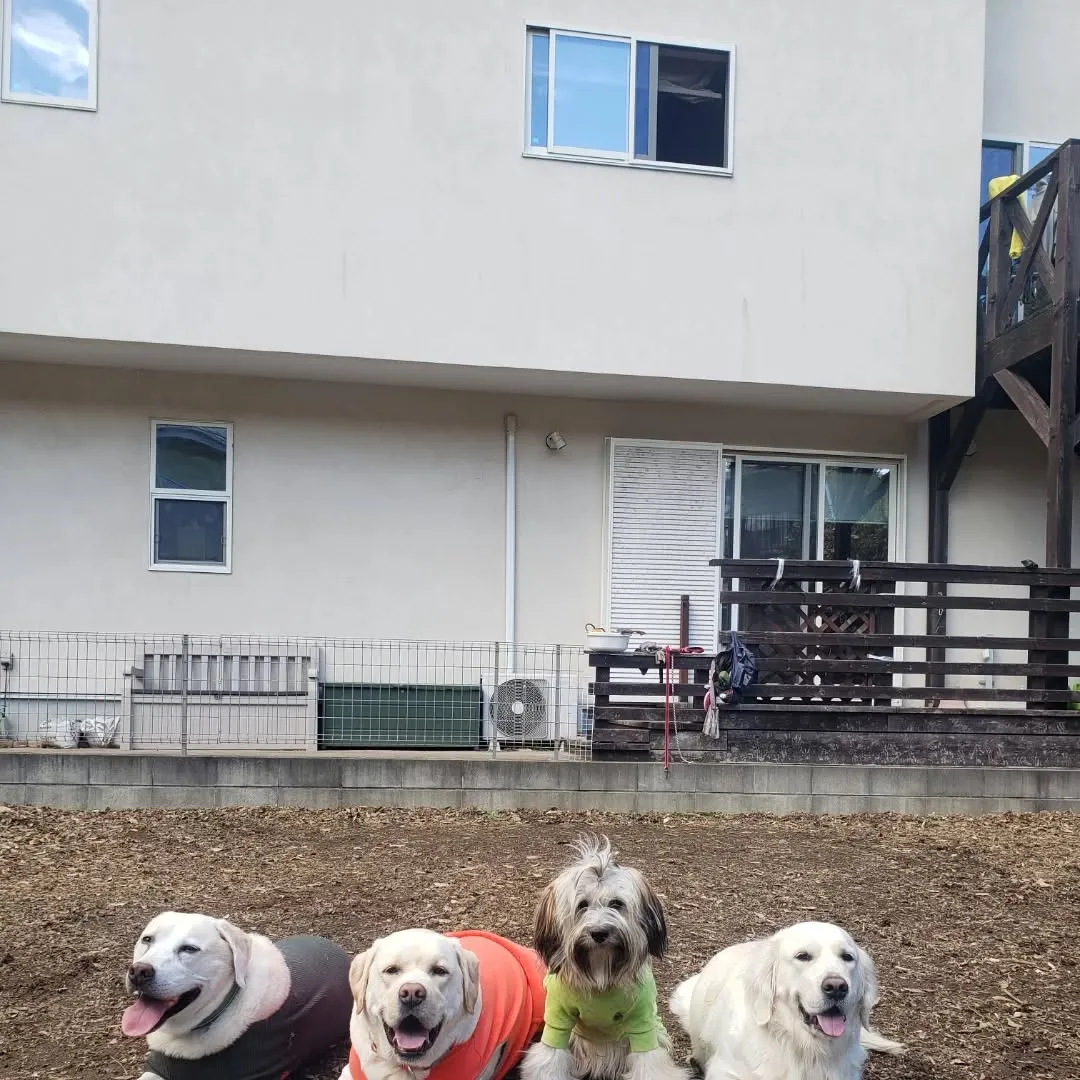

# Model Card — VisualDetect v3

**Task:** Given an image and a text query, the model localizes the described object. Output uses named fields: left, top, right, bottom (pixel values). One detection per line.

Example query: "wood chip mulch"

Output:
left=0, top=806, right=1077, bottom=1080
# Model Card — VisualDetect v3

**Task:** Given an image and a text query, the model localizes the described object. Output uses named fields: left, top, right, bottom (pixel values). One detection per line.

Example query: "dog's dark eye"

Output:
left=430, top=965, right=449, bottom=977
left=575, top=900, right=589, bottom=914
left=839, top=951, right=854, bottom=963
left=795, top=951, right=812, bottom=962
left=177, top=944, right=200, bottom=955
left=608, top=898, right=625, bottom=911
left=140, top=935, right=153, bottom=945
left=383, top=966, right=400, bottom=976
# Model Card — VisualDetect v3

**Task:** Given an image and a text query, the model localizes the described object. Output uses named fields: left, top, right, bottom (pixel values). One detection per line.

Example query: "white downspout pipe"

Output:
left=504, top=414, right=517, bottom=663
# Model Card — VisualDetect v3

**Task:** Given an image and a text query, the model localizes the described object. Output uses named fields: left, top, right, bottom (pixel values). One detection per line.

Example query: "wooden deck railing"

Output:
left=589, top=560, right=1080, bottom=713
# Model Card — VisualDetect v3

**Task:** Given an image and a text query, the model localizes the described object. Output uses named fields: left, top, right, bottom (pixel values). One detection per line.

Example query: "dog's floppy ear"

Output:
left=349, top=943, right=379, bottom=1008
left=214, top=919, right=252, bottom=989
left=455, top=942, right=482, bottom=1014
left=856, top=944, right=880, bottom=1027
left=635, top=870, right=668, bottom=960
left=747, top=937, right=778, bottom=1026
left=533, top=881, right=563, bottom=970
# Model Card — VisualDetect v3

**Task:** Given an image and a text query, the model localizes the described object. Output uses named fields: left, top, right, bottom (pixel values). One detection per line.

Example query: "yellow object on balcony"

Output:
left=988, top=174, right=1024, bottom=260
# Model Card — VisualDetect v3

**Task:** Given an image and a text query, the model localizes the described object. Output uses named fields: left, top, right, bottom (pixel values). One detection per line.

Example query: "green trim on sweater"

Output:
left=540, top=969, right=665, bottom=1053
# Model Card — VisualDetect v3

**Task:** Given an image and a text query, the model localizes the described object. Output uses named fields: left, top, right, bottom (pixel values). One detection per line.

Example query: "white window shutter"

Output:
left=608, top=442, right=720, bottom=650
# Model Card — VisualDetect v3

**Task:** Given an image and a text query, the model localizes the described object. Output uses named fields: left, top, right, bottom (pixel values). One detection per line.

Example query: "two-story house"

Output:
left=0, top=0, right=1075, bottom=651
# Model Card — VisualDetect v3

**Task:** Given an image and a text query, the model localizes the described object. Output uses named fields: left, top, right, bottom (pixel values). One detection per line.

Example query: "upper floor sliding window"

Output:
left=526, top=28, right=733, bottom=175
left=1, top=0, right=97, bottom=109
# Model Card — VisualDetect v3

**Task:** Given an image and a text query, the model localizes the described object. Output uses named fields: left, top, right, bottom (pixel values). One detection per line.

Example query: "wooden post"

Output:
left=679, top=594, right=690, bottom=685
left=593, top=662, right=610, bottom=707
left=927, top=411, right=951, bottom=690
left=1046, top=142, right=1080, bottom=568
left=1030, top=143, right=1080, bottom=707
left=1028, top=584, right=1070, bottom=709
left=986, top=196, right=1012, bottom=337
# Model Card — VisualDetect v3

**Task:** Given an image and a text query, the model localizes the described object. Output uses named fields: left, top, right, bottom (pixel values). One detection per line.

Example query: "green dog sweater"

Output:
left=540, top=968, right=665, bottom=1053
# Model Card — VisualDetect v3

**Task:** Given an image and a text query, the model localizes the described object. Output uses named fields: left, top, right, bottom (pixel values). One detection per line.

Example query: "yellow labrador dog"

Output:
left=122, top=911, right=352, bottom=1080
left=341, top=928, right=546, bottom=1080
left=669, top=922, right=904, bottom=1080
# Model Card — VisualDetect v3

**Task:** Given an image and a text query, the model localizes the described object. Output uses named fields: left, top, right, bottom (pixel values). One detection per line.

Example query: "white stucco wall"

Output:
left=0, top=0, right=983, bottom=402
left=0, top=362, right=922, bottom=641
left=984, top=0, right=1080, bottom=142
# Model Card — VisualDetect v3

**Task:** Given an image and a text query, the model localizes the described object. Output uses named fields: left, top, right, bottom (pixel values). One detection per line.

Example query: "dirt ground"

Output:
left=0, top=806, right=1077, bottom=1080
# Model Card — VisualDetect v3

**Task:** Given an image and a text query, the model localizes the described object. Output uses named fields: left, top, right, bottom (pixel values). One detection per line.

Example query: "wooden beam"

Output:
left=985, top=197, right=1013, bottom=338
left=928, top=411, right=952, bottom=559
left=979, top=305, right=1055, bottom=378
left=1046, top=144, right=1080, bottom=567
left=718, top=590, right=1080, bottom=612
left=936, top=381, right=994, bottom=491
left=709, top=559, right=1080, bottom=586
left=994, top=368, right=1051, bottom=445
left=927, top=411, right=951, bottom=690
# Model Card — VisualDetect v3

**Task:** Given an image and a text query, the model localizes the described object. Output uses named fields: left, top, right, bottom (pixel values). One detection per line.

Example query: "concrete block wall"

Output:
left=1, top=751, right=1079, bottom=814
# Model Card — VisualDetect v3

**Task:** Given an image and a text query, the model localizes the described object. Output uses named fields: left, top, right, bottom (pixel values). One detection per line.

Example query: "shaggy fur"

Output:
left=521, top=836, right=687, bottom=1080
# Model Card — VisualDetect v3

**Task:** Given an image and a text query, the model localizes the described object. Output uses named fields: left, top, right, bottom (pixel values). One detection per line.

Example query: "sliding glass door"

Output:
left=721, top=454, right=896, bottom=633
left=723, top=455, right=895, bottom=562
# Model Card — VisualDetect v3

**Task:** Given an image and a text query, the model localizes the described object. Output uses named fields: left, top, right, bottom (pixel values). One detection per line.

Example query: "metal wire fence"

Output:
left=0, top=633, right=593, bottom=760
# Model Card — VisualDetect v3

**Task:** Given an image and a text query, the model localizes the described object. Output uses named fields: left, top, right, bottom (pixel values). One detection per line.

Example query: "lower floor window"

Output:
left=150, top=420, right=232, bottom=572
left=153, top=498, right=228, bottom=566
left=722, top=455, right=894, bottom=563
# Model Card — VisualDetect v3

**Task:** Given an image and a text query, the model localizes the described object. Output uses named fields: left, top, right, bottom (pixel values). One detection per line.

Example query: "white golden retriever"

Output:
left=123, top=911, right=351, bottom=1080
left=669, top=922, right=904, bottom=1080
left=341, top=928, right=546, bottom=1080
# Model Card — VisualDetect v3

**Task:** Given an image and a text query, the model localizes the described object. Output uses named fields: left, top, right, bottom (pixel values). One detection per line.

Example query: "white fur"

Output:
left=339, top=928, right=504, bottom=1080
left=521, top=835, right=688, bottom=1080
left=127, top=911, right=290, bottom=1080
left=669, top=922, right=905, bottom=1080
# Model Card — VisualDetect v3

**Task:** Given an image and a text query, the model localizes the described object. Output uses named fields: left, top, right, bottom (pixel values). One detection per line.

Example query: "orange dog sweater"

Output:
left=349, top=931, right=546, bottom=1080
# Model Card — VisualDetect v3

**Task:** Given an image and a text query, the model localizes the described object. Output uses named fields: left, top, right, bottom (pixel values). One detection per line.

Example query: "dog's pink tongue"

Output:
left=122, top=997, right=175, bottom=1038
left=395, top=1030, right=429, bottom=1052
left=816, top=1012, right=847, bottom=1038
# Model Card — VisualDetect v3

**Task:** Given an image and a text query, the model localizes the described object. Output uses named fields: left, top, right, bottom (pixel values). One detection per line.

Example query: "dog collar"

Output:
left=191, top=983, right=242, bottom=1033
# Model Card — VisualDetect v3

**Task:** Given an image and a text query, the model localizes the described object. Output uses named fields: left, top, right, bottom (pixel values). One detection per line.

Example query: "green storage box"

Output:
left=318, top=683, right=483, bottom=749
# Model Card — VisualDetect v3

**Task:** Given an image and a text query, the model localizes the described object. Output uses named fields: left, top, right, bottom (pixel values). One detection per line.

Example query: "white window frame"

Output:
left=524, top=24, right=735, bottom=178
left=723, top=451, right=901, bottom=563
left=1, top=0, right=98, bottom=110
left=149, top=420, right=233, bottom=575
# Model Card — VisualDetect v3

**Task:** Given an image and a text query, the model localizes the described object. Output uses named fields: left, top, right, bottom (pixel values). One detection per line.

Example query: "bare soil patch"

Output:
left=0, top=806, right=1077, bottom=1080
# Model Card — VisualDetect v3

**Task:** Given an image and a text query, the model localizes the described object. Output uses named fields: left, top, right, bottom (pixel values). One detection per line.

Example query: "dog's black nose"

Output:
left=589, top=929, right=610, bottom=944
left=822, top=977, right=848, bottom=1000
left=128, top=962, right=154, bottom=987
left=398, top=982, right=427, bottom=1006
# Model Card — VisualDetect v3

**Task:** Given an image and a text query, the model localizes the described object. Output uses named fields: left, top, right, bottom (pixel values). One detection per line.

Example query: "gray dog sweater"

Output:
left=145, top=935, right=352, bottom=1080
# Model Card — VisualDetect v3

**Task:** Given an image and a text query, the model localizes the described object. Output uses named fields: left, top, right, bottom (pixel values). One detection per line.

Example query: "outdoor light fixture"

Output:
left=545, top=431, right=568, bottom=451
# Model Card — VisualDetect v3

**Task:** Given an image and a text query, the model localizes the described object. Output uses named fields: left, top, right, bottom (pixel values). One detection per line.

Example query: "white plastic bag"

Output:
left=80, top=716, right=122, bottom=748
left=39, top=716, right=79, bottom=749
